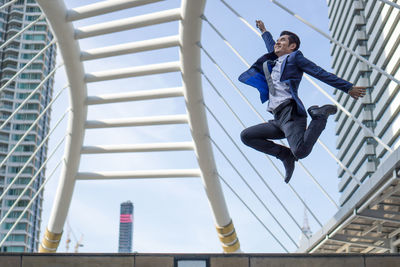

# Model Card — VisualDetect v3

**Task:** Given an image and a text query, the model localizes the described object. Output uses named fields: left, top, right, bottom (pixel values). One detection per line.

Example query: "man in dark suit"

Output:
left=239, top=20, right=366, bottom=183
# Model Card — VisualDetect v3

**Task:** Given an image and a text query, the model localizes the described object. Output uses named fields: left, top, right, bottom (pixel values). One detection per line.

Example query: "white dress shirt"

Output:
left=267, top=54, right=293, bottom=113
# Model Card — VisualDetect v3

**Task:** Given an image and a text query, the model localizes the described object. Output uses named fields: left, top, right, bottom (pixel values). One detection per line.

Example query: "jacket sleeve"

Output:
left=262, top=31, right=275, bottom=53
left=295, top=51, right=353, bottom=93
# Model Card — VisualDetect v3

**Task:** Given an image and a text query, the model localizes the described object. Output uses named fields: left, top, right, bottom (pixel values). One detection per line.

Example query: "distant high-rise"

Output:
left=118, top=201, right=134, bottom=253
left=0, top=0, right=56, bottom=252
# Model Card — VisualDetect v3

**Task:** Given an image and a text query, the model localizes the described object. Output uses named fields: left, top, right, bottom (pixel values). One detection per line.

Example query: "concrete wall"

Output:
left=0, top=253, right=399, bottom=267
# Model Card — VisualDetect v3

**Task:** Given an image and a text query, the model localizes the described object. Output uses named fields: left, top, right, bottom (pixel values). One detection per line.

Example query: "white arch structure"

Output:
left=35, top=0, right=239, bottom=253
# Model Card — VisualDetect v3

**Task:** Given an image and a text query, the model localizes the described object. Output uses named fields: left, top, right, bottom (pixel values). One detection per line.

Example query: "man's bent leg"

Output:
left=241, top=121, right=296, bottom=183
left=284, top=115, right=327, bottom=159
left=301, top=117, right=328, bottom=157
left=240, top=122, right=288, bottom=158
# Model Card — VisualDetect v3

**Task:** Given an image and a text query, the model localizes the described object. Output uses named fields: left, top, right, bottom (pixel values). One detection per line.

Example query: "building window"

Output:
left=16, top=113, right=38, bottom=121
left=5, top=222, right=27, bottom=230
left=6, top=246, right=25, bottom=252
left=7, top=234, right=26, bottom=242
left=25, top=15, right=40, bottom=21
left=17, top=83, right=39, bottom=89
left=23, top=34, right=45, bottom=40
left=26, top=7, right=41, bottom=13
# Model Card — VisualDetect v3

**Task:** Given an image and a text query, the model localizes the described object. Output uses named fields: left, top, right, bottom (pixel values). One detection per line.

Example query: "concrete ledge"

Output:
left=365, top=255, right=400, bottom=267
left=250, top=255, right=363, bottom=267
left=0, top=253, right=399, bottom=267
left=21, top=255, right=134, bottom=267
left=135, top=255, right=173, bottom=267
left=210, top=256, right=249, bottom=267
left=0, top=255, right=21, bottom=267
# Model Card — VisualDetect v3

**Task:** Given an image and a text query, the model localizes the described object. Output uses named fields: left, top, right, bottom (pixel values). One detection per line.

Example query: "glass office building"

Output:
left=0, top=0, right=56, bottom=252
left=328, top=0, right=400, bottom=205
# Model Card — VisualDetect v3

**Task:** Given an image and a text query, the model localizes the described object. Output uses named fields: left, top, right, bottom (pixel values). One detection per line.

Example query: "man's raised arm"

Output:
left=295, top=51, right=366, bottom=99
left=256, top=20, right=275, bottom=53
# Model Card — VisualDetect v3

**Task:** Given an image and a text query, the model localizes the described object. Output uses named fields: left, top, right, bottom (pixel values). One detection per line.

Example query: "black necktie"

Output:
left=267, top=59, right=278, bottom=67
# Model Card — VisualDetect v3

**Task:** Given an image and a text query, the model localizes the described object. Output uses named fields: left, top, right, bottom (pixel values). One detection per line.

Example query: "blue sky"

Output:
left=40, top=0, right=348, bottom=253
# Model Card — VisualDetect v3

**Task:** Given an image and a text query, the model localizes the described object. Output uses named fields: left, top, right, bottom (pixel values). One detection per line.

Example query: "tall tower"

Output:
left=299, top=208, right=312, bottom=245
left=0, top=0, right=56, bottom=252
left=327, top=0, right=399, bottom=205
left=118, top=201, right=134, bottom=253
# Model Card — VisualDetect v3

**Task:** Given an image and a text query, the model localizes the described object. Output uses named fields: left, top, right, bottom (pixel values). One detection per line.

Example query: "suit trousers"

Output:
left=240, top=102, right=327, bottom=160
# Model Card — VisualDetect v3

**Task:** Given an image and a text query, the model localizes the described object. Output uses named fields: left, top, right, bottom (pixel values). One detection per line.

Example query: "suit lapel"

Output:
left=280, top=51, right=296, bottom=81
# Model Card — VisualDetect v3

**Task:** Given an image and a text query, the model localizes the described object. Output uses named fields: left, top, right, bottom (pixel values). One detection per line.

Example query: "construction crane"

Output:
left=74, top=234, right=84, bottom=253
left=65, top=219, right=84, bottom=252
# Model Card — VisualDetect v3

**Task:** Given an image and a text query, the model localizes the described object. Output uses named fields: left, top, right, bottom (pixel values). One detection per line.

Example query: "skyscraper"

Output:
left=327, top=0, right=399, bottom=205
left=0, top=0, right=56, bottom=252
left=118, top=201, right=134, bottom=253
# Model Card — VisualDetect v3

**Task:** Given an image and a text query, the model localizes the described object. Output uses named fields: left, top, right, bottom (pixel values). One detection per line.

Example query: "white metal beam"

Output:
left=76, top=169, right=201, bottom=180
left=85, top=114, right=188, bottom=129
left=81, top=142, right=195, bottom=154
left=36, top=0, right=88, bottom=241
left=180, top=0, right=239, bottom=252
left=67, top=0, right=164, bottom=22
left=357, top=209, right=400, bottom=224
left=368, top=183, right=400, bottom=208
left=85, top=61, right=181, bottom=83
left=86, top=87, right=184, bottom=105
left=75, top=8, right=182, bottom=39
left=81, top=35, right=180, bottom=61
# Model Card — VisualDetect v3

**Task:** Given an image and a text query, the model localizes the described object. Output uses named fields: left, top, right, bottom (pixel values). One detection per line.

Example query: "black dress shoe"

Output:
left=282, top=153, right=295, bottom=183
left=307, top=104, right=338, bottom=119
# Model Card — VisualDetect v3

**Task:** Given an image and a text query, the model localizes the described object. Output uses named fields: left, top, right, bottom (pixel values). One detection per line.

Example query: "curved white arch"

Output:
left=179, top=0, right=239, bottom=252
left=36, top=0, right=87, bottom=252
left=36, top=0, right=239, bottom=253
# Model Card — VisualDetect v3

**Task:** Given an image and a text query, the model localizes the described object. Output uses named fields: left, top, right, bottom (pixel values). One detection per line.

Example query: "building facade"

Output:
left=327, top=0, right=400, bottom=205
left=0, top=0, right=56, bottom=252
left=118, top=201, right=134, bottom=253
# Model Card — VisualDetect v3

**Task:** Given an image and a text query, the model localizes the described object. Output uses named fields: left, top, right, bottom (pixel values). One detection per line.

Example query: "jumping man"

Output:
left=239, top=20, right=366, bottom=183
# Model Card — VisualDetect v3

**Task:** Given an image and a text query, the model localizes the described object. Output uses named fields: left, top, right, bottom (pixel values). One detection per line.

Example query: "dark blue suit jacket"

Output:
left=238, top=31, right=353, bottom=116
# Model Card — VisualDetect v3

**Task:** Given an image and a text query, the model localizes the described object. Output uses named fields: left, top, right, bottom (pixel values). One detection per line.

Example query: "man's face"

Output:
left=274, top=35, right=296, bottom=57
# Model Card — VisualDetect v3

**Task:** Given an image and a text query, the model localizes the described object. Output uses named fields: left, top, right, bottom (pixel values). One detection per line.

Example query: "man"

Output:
left=239, top=20, right=366, bottom=183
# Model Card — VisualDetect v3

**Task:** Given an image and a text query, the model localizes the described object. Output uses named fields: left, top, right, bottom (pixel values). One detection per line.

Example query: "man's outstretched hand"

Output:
left=256, top=20, right=266, bottom=33
left=349, top=86, right=367, bottom=100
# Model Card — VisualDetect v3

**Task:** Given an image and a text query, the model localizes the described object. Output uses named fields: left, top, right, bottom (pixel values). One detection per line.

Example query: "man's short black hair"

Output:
left=280, top=31, right=300, bottom=51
